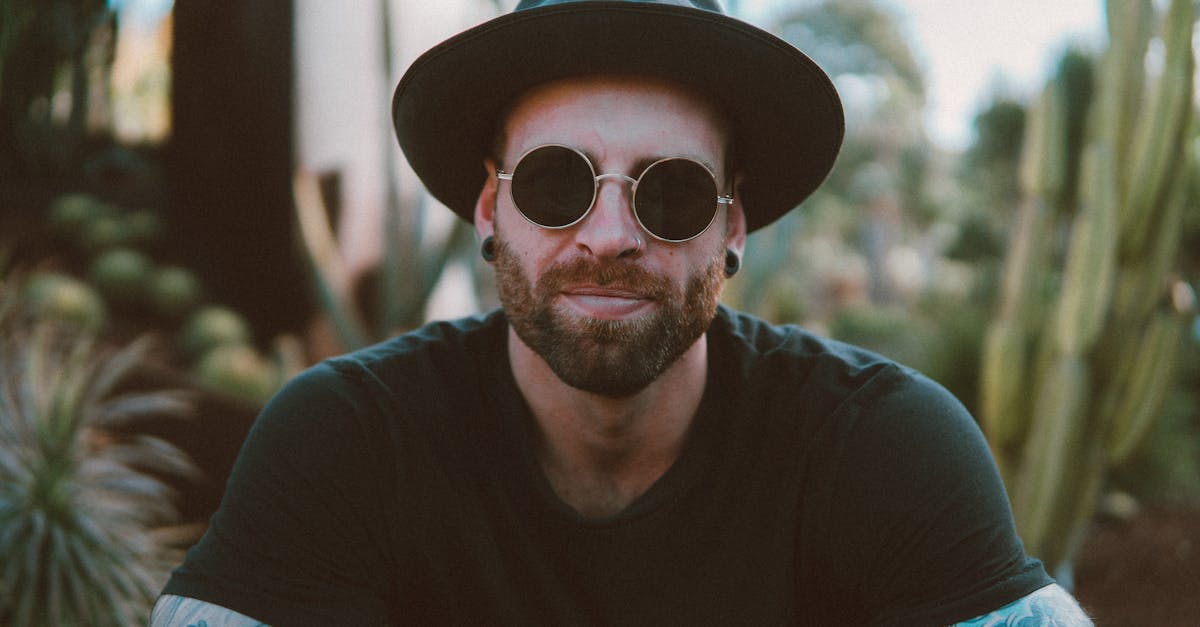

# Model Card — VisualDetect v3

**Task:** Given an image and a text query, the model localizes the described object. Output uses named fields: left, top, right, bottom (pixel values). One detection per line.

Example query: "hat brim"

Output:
left=392, top=1, right=844, bottom=233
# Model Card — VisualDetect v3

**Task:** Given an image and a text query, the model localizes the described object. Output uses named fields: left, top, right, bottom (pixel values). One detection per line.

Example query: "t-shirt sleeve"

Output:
left=813, top=365, right=1053, bottom=626
left=162, top=361, right=400, bottom=626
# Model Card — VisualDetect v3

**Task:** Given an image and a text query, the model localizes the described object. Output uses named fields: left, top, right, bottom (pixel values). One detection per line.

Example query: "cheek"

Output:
left=498, top=208, right=581, bottom=267
left=495, top=224, right=554, bottom=284
left=675, top=235, right=727, bottom=273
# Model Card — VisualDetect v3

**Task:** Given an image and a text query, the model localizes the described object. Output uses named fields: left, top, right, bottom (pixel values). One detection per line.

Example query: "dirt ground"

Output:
left=1073, top=503, right=1200, bottom=625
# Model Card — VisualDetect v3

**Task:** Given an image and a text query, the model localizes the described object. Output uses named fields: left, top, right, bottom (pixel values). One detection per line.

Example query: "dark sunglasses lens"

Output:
left=511, top=146, right=595, bottom=227
left=635, top=159, right=718, bottom=241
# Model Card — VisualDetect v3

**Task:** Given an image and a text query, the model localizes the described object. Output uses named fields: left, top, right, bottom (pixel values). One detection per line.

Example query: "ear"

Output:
left=474, top=157, right=499, bottom=240
left=723, top=172, right=748, bottom=257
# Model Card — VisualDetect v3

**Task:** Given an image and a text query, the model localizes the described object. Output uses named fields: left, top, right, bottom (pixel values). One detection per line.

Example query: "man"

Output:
left=153, top=1, right=1093, bottom=625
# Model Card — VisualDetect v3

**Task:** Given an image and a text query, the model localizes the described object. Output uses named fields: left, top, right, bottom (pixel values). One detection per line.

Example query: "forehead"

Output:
left=499, top=75, right=729, bottom=166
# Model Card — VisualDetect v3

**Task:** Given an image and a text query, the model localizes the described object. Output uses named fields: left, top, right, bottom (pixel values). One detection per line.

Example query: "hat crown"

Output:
left=513, top=0, right=724, bottom=13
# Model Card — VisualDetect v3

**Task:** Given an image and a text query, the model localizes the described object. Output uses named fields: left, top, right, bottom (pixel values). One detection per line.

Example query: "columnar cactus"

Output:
left=979, top=0, right=1196, bottom=574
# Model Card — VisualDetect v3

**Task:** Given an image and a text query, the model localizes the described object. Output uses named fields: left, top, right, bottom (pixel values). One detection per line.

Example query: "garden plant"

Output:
left=980, top=0, right=1198, bottom=574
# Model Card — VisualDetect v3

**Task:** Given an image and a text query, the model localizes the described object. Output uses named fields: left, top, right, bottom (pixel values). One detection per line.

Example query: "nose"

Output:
left=574, top=174, right=643, bottom=260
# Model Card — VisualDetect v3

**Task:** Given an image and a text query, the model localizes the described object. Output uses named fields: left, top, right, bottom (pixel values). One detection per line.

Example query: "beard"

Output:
left=493, top=237, right=725, bottom=398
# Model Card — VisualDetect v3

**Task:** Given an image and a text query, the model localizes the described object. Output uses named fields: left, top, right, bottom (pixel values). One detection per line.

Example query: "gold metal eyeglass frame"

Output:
left=496, top=144, right=733, bottom=243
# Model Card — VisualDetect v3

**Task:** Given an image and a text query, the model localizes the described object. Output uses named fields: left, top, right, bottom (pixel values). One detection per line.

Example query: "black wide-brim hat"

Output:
left=392, top=0, right=844, bottom=234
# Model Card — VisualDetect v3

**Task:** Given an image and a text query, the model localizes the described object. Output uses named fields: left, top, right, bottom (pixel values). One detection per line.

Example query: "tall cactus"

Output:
left=979, top=0, right=1197, bottom=574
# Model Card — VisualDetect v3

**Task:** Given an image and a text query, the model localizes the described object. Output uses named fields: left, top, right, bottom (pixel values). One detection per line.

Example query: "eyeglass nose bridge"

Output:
left=592, top=172, right=640, bottom=203
left=594, top=172, right=638, bottom=185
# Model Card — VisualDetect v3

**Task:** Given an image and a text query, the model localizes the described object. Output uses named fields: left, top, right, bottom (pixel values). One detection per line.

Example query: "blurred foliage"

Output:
left=1109, top=339, right=1200, bottom=503
left=944, top=210, right=1007, bottom=263
left=21, top=271, right=109, bottom=334
left=1051, top=49, right=1097, bottom=217
left=959, top=99, right=1027, bottom=219
left=0, top=0, right=115, bottom=178
left=967, top=100, right=1027, bottom=170
left=979, top=0, right=1198, bottom=573
left=725, top=0, right=1009, bottom=412
left=0, top=279, right=199, bottom=626
left=0, top=4, right=308, bottom=616
left=829, top=304, right=937, bottom=368
left=733, top=0, right=936, bottom=326
left=7, top=189, right=304, bottom=407
left=773, top=0, right=925, bottom=101
left=295, top=171, right=476, bottom=352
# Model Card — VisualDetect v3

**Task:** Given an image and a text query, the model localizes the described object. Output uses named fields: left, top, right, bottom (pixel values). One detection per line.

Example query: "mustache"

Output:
left=536, top=258, right=671, bottom=297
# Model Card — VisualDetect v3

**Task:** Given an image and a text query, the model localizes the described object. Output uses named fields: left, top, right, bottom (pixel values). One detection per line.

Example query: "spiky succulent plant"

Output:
left=0, top=278, right=200, bottom=626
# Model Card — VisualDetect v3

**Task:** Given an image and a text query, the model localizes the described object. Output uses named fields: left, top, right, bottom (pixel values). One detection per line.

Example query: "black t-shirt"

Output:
left=163, top=306, right=1051, bottom=626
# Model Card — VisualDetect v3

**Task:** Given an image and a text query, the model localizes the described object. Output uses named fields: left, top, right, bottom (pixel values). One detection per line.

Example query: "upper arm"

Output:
left=150, top=594, right=267, bottom=626
left=951, top=584, right=1093, bottom=626
left=813, top=369, right=1053, bottom=622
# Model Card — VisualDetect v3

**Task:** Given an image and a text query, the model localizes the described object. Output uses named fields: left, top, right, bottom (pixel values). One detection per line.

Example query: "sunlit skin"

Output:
left=473, top=75, right=746, bottom=517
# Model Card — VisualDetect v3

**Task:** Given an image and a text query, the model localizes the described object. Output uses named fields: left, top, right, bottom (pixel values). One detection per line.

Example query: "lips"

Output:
left=534, top=257, right=669, bottom=321
left=559, top=285, right=654, bottom=319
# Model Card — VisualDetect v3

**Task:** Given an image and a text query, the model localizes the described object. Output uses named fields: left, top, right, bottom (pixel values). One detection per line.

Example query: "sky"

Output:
left=742, top=0, right=1108, bottom=151
left=885, top=0, right=1106, bottom=150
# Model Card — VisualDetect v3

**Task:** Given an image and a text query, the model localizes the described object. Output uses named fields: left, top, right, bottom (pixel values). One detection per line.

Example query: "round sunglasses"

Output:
left=496, top=144, right=733, bottom=242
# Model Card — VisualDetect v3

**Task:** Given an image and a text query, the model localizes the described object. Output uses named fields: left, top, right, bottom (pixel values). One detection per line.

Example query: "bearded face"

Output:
left=493, top=236, right=725, bottom=398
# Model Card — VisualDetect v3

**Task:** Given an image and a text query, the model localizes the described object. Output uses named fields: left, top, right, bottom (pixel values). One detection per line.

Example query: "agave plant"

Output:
left=0, top=279, right=200, bottom=626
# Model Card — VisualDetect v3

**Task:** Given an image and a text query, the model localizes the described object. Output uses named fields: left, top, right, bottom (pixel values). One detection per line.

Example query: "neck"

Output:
left=508, top=328, right=708, bottom=518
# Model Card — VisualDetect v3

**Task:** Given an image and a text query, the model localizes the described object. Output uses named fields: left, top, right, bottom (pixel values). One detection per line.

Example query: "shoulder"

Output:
left=259, top=309, right=505, bottom=418
left=238, top=312, right=509, bottom=462
left=328, top=308, right=506, bottom=377
left=309, top=309, right=506, bottom=397
left=712, top=306, right=961, bottom=426
left=952, top=584, right=1093, bottom=626
left=713, top=305, right=886, bottom=368
left=712, top=305, right=900, bottom=388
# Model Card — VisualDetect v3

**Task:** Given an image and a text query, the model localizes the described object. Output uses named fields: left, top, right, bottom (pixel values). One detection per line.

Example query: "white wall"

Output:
left=292, top=1, right=501, bottom=284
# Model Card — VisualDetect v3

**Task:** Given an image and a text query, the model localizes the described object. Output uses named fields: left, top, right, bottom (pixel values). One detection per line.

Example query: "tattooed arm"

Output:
left=951, top=584, right=1092, bottom=626
left=149, top=594, right=268, bottom=627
